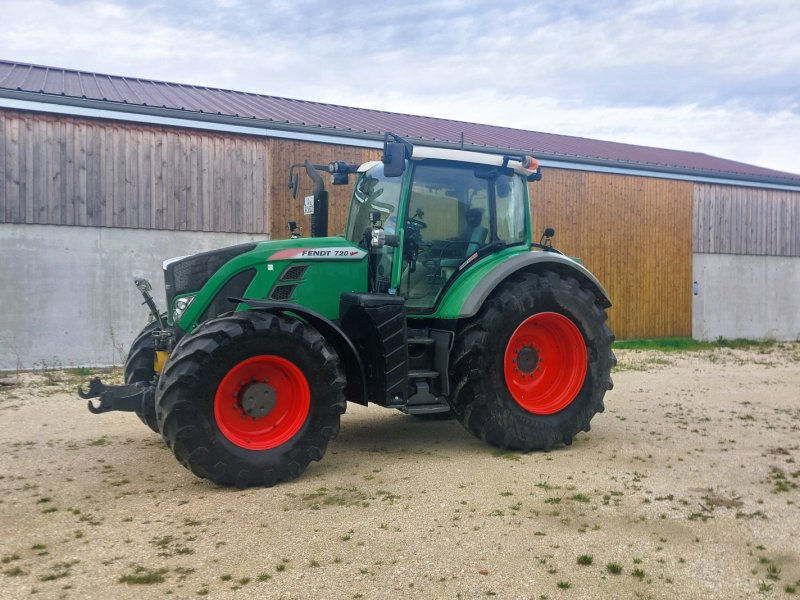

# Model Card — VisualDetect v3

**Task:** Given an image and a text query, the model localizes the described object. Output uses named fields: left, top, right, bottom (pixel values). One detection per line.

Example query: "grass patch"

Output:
left=613, top=337, right=776, bottom=352
left=118, top=565, right=168, bottom=585
left=607, top=562, right=623, bottom=575
left=577, top=555, right=593, bottom=566
left=491, top=449, right=521, bottom=461
left=39, top=560, right=79, bottom=582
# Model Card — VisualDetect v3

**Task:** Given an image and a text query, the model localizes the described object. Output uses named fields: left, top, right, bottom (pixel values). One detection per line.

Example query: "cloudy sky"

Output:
left=2, top=0, right=799, bottom=174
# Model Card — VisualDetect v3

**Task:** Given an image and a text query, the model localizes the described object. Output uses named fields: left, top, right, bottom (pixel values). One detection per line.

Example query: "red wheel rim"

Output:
left=503, top=312, right=587, bottom=415
left=214, top=355, right=310, bottom=450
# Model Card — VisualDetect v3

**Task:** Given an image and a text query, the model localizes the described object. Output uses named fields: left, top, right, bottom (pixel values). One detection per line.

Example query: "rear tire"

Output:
left=155, top=311, right=346, bottom=488
left=124, top=321, right=161, bottom=433
left=449, top=271, right=615, bottom=451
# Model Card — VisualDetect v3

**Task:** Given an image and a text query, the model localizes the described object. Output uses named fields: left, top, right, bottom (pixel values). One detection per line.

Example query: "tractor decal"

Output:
left=268, top=247, right=367, bottom=261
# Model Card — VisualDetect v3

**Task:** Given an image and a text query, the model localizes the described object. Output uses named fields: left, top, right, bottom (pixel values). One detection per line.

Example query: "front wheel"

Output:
left=156, top=311, right=346, bottom=488
left=449, top=271, right=615, bottom=451
left=124, top=320, right=162, bottom=433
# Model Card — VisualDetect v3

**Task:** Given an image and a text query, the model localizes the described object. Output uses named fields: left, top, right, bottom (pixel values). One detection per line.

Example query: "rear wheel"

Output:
left=124, top=321, right=161, bottom=433
left=156, top=311, right=346, bottom=488
left=449, top=271, right=615, bottom=451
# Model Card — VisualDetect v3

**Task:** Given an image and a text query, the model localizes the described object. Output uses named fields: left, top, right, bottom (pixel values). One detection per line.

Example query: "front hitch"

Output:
left=78, top=378, right=154, bottom=415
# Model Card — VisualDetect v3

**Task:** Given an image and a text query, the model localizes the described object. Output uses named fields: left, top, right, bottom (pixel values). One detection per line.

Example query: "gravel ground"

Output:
left=1, top=344, right=799, bottom=600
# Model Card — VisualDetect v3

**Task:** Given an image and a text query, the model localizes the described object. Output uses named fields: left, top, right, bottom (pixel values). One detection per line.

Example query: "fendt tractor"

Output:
left=79, top=133, right=616, bottom=488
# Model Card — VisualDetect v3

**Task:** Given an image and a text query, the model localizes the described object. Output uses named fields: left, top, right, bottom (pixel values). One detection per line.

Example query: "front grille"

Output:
left=164, top=243, right=256, bottom=308
left=199, top=269, right=256, bottom=324
left=269, top=284, right=296, bottom=301
left=280, top=265, right=308, bottom=281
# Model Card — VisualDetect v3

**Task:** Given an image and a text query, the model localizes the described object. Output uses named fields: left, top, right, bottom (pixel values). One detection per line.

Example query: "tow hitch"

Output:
left=78, top=378, right=155, bottom=414
left=77, top=277, right=167, bottom=416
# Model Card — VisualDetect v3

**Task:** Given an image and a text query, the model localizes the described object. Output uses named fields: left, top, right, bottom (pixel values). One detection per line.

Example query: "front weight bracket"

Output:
left=78, top=378, right=151, bottom=414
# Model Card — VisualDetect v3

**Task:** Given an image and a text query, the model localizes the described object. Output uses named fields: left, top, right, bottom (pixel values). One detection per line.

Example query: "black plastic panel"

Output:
left=198, top=268, right=256, bottom=324
left=339, top=293, right=408, bottom=405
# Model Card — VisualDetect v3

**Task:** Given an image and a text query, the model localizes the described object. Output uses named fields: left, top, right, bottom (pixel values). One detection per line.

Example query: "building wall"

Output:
left=693, top=254, right=800, bottom=341
left=266, top=137, right=380, bottom=240
left=533, top=168, right=694, bottom=340
left=1, top=110, right=269, bottom=233
left=0, top=223, right=263, bottom=370
left=694, top=184, right=800, bottom=256
left=692, top=183, right=800, bottom=341
left=5, top=106, right=799, bottom=370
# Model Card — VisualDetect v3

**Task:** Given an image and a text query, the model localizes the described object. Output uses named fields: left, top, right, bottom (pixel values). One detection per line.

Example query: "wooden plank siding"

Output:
left=0, top=109, right=267, bottom=233
left=693, top=184, right=800, bottom=257
left=266, top=138, right=380, bottom=241
left=2, top=108, right=707, bottom=338
left=532, top=168, right=694, bottom=340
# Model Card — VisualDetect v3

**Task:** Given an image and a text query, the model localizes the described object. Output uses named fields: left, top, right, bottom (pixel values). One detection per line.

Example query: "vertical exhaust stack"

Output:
left=304, top=160, right=328, bottom=238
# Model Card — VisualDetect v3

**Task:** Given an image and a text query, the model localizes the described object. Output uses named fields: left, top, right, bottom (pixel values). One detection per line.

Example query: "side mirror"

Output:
left=288, top=172, right=299, bottom=199
left=382, top=141, right=407, bottom=177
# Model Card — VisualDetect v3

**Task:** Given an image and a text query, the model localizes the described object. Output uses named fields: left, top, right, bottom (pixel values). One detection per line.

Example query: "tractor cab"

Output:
left=345, top=142, right=540, bottom=313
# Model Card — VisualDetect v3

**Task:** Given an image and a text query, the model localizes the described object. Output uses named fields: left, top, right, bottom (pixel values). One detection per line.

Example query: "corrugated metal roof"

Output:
left=1, top=58, right=799, bottom=185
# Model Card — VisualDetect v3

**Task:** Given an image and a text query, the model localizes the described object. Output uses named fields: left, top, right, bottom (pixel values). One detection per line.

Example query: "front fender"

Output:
left=437, top=250, right=611, bottom=319
left=231, top=298, right=368, bottom=406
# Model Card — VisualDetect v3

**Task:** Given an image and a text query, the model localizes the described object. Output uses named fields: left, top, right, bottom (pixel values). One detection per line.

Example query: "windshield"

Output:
left=345, top=163, right=403, bottom=245
left=400, top=162, right=528, bottom=310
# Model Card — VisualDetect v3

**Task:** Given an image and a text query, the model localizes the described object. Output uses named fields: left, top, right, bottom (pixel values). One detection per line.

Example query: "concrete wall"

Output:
left=0, top=224, right=265, bottom=371
left=692, top=253, right=800, bottom=341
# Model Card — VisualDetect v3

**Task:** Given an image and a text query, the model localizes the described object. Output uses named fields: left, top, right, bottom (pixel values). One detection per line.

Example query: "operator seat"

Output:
left=461, top=208, right=488, bottom=256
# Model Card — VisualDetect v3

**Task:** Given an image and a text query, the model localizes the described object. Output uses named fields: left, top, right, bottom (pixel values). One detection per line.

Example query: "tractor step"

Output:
left=408, top=336, right=435, bottom=346
left=408, top=369, right=439, bottom=380
left=406, top=402, right=451, bottom=415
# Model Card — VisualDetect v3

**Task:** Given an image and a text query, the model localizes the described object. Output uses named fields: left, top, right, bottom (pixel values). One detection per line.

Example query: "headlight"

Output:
left=173, top=296, right=196, bottom=323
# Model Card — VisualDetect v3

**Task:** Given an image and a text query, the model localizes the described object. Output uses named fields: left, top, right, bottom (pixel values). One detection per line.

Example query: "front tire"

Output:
left=449, top=271, right=615, bottom=451
left=124, top=321, right=161, bottom=433
left=155, top=311, right=346, bottom=488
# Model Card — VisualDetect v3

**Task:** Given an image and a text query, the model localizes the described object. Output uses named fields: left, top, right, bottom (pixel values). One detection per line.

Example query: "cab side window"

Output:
left=400, top=163, right=489, bottom=309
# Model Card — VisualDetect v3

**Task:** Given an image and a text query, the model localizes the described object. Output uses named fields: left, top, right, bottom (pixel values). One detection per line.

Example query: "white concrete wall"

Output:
left=692, top=253, right=800, bottom=341
left=0, top=224, right=265, bottom=371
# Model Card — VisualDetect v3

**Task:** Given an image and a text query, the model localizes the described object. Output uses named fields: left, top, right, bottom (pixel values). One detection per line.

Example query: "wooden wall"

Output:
left=0, top=110, right=267, bottom=233
left=266, top=138, right=380, bottom=241
left=1, top=107, right=703, bottom=338
left=533, top=169, right=694, bottom=340
left=694, top=184, right=800, bottom=257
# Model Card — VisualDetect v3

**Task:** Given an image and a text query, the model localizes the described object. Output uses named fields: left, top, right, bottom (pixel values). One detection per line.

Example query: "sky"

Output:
left=2, top=0, right=799, bottom=175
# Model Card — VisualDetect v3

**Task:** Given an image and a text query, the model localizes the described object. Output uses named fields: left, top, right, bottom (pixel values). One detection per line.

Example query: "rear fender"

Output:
left=456, top=252, right=611, bottom=319
left=230, top=298, right=368, bottom=406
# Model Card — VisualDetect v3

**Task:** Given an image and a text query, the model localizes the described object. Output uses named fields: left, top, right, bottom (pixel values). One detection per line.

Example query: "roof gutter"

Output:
left=2, top=89, right=800, bottom=192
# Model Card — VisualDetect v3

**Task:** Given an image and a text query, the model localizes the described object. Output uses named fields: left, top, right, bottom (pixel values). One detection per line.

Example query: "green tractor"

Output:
left=79, top=134, right=615, bottom=488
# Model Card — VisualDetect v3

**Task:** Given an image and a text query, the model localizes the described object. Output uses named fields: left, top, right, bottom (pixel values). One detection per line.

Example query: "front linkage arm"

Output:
left=78, top=378, right=155, bottom=414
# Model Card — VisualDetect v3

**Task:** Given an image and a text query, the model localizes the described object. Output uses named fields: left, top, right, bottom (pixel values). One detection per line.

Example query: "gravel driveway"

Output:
left=1, top=344, right=799, bottom=599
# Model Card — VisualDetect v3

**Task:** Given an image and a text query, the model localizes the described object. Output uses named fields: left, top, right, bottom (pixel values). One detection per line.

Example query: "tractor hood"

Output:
left=164, top=236, right=370, bottom=331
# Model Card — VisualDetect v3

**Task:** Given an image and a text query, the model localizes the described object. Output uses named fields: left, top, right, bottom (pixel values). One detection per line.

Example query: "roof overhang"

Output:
left=2, top=89, right=800, bottom=192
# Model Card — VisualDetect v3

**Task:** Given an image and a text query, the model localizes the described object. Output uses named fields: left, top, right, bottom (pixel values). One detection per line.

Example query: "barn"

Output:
left=1, top=59, right=799, bottom=370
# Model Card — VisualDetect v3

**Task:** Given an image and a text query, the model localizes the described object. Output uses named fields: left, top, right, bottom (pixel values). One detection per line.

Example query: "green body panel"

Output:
left=393, top=159, right=534, bottom=321
left=423, top=245, right=531, bottom=320
left=170, top=157, right=588, bottom=332
left=173, top=236, right=368, bottom=332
